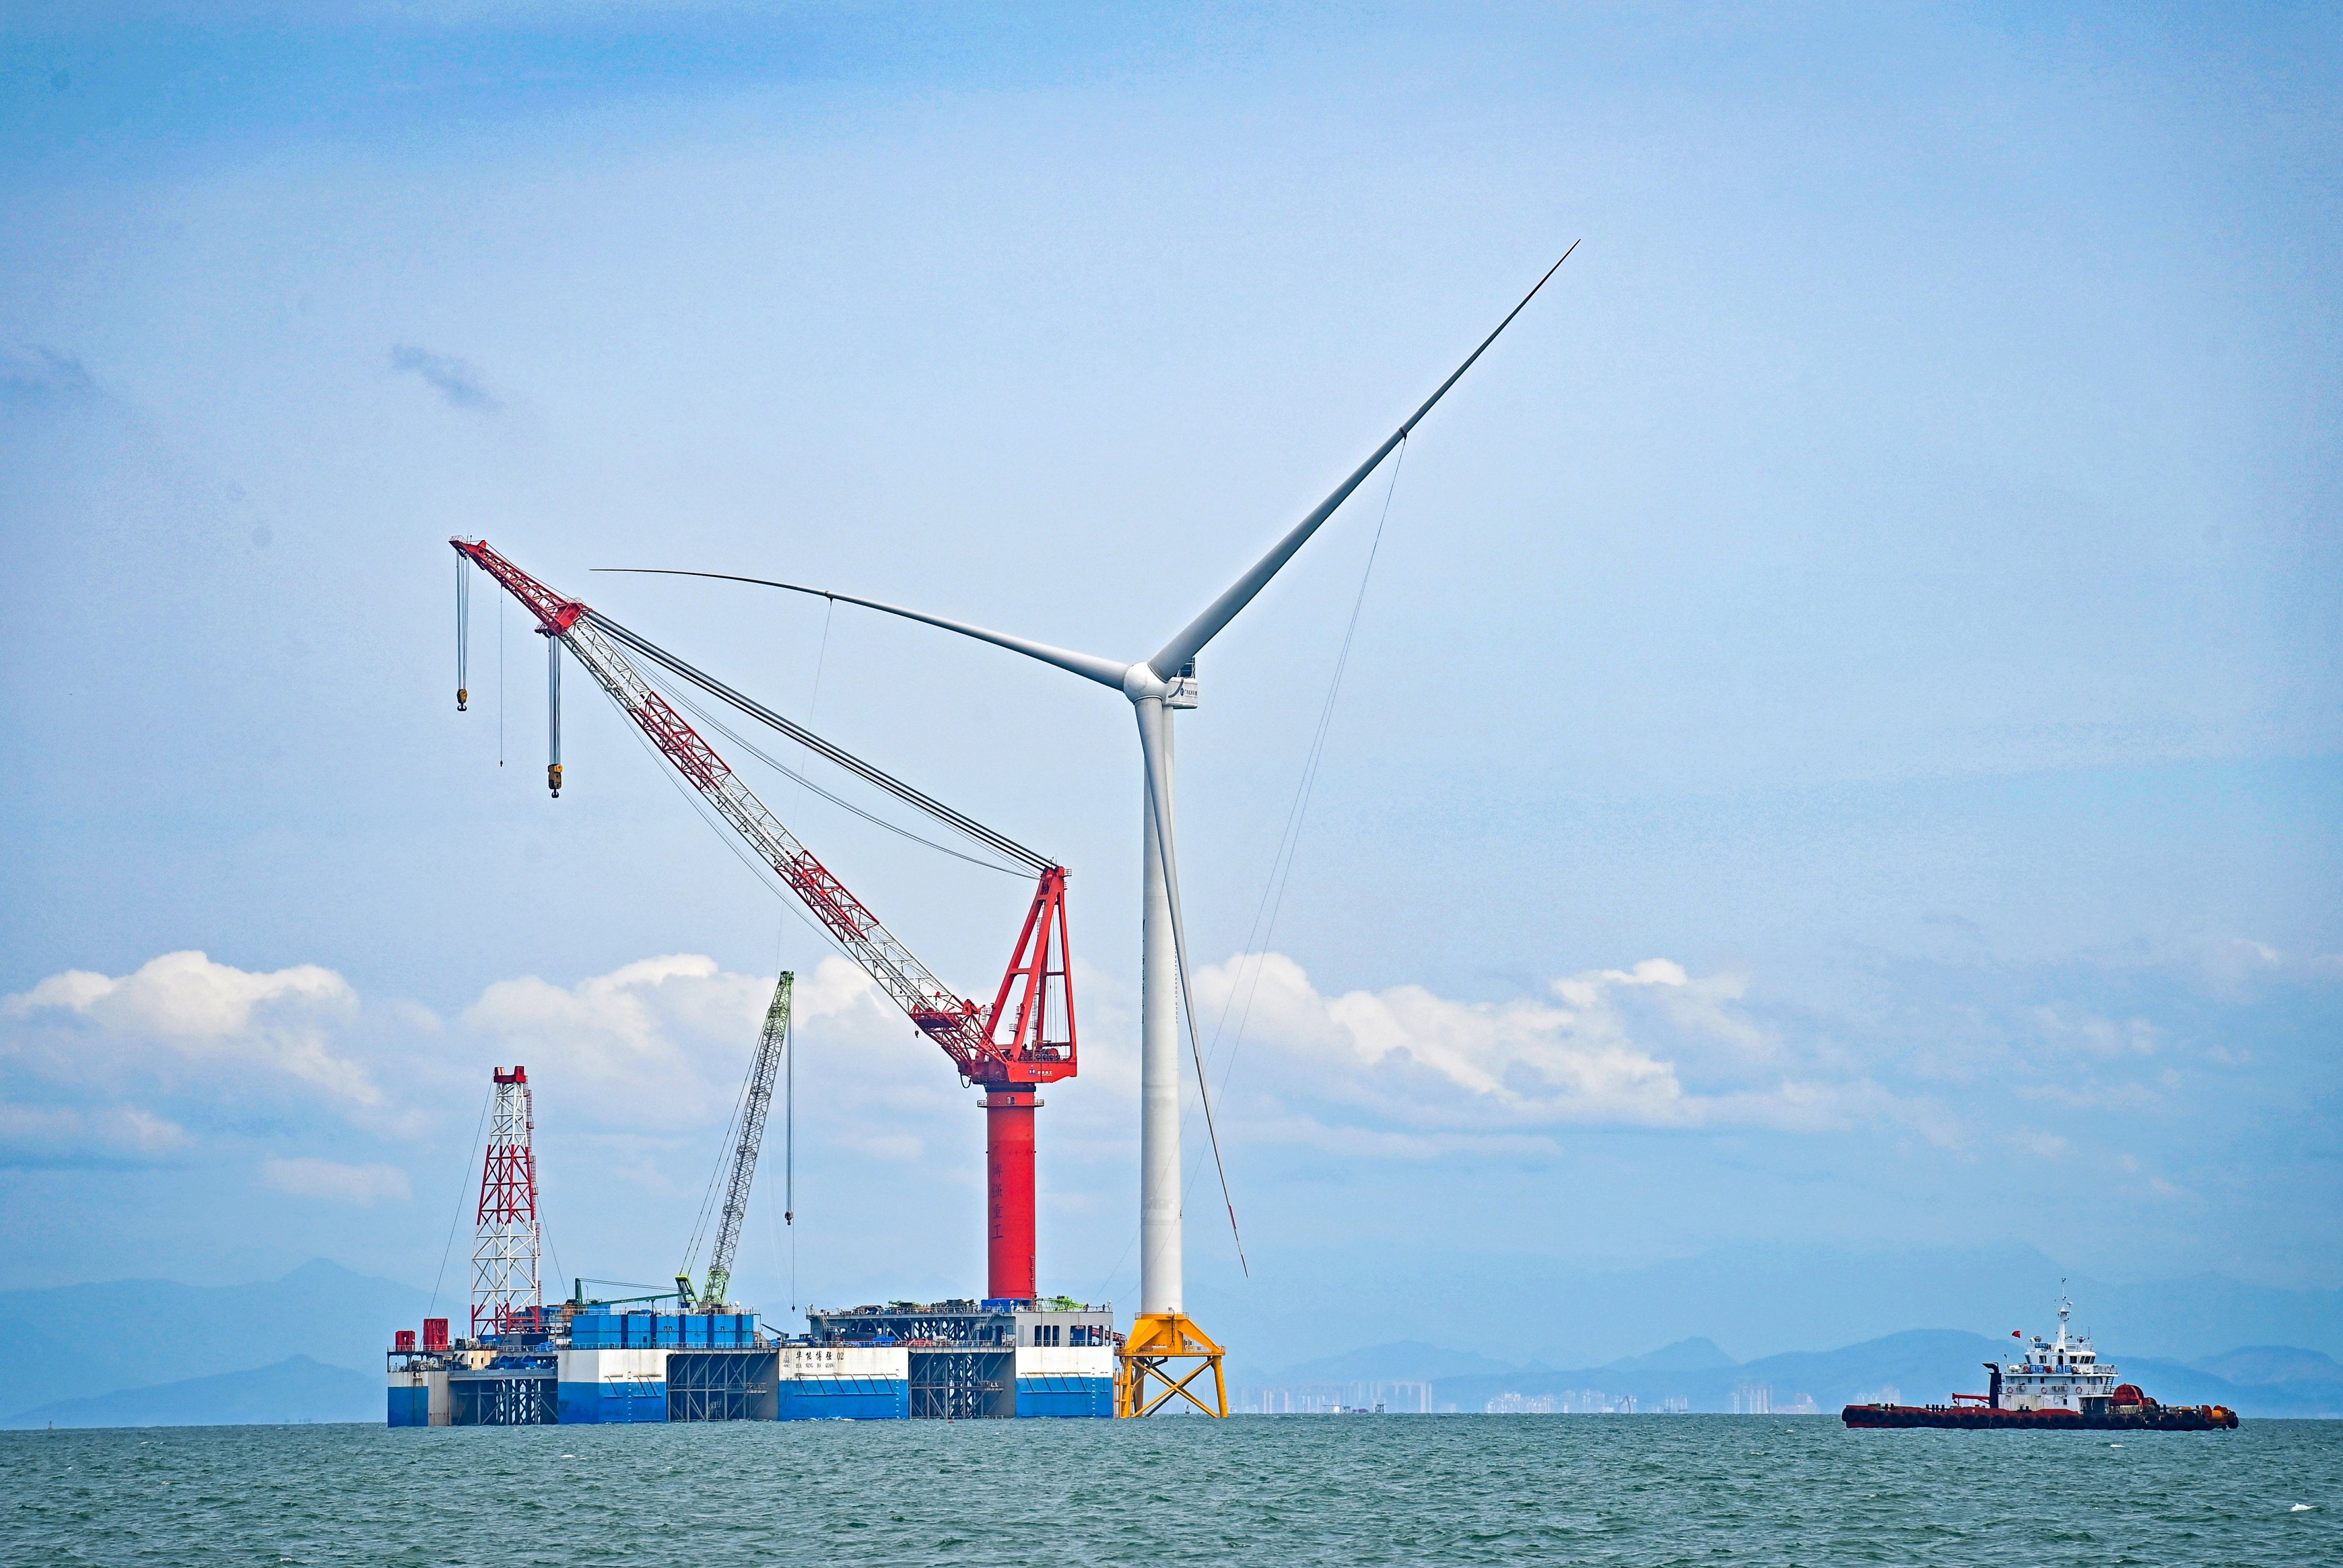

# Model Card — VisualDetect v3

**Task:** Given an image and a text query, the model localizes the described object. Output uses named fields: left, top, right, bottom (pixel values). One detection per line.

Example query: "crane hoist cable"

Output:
left=680, top=1027, right=760, bottom=1291
left=585, top=608, right=1052, bottom=874
left=639, top=662, right=1027, bottom=876
left=455, top=556, right=470, bottom=712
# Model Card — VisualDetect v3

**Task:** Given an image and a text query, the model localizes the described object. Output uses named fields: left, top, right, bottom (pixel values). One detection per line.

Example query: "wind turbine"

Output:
left=619, top=247, right=1574, bottom=1415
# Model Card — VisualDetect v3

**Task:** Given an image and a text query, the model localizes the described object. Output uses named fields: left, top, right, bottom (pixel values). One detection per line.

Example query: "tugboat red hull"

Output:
left=1842, top=1403, right=2238, bottom=1431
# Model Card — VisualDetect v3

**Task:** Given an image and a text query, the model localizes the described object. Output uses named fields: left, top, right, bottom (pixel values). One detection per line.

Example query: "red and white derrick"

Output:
left=473, top=1065, right=544, bottom=1338
left=450, top=539, right=1076, bottom=1301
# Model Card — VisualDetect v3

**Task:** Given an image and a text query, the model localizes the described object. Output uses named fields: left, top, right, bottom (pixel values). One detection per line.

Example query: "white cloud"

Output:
left=2031, top=1004, right=2159, bottom=1058
left=0, top=1100, right=191, bottom=1161
left=2003, top=1129, right=2070, bottom=1160
left=0, top=944, right=1010, bottom=1189
left=459, top=953, right=930, bottom=1133
left=2189, top=935, right=2343, bottom=998
left=1194, top=952, right=1912, bottom=1138
left=463, top=953, right=744, bottom=1121
left=0, top=942, right=1969, bottom=1185
left=5, top=950, right=374, bottom=1102
left=260, top=1156, right=411, bottom=1204
left=2018, top=1079, right=2162, bottom=1111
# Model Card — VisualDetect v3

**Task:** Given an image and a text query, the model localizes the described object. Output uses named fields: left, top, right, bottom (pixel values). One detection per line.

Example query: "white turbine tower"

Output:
left=625, top=249, right=1572, bottom=1415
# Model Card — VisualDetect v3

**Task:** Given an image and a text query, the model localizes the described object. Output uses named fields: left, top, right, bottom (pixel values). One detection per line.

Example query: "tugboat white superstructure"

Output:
left=1997, top=1293, right=2120, bottom=1413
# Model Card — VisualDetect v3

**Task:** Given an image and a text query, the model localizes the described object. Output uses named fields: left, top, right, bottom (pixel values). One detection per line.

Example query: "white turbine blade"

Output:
left=1147, top=243, right=1579, bottom=680
left=599, top=569, right=1131, bottom=689
left=1136, top=701, right=1248, bottom=1275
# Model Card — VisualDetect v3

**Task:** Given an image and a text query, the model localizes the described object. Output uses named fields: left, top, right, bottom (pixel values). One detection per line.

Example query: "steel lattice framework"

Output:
left=667, top=1352, right=777, bottom=1422
left=471, top=1065, right=544, bottom=1338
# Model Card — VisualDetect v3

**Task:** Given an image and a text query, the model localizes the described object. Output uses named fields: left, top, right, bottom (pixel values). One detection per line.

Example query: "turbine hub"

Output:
left=1122, top=663, right=1169, bottom=704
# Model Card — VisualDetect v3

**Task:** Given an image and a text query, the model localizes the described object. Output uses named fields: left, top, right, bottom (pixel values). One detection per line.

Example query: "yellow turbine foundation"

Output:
left=1116, top=1313, right=1228, bottom=1418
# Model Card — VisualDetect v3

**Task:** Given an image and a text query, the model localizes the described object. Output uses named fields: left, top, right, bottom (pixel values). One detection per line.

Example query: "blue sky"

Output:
left=2, top=3, right=2337, bottom=1360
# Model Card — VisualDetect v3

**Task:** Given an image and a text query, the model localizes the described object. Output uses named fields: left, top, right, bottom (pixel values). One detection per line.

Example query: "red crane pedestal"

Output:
left=984, top=1091, right=1040, bottom=1301
left=969, top=866, right=1076, bottom=1302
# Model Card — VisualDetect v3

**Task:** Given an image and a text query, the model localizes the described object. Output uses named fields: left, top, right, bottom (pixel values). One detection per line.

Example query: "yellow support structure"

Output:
left=1116, top=1313, right=1228, bottom=1418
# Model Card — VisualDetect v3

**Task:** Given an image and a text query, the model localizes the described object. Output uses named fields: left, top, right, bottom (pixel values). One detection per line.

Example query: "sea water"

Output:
left=4, top=1415, right=2336, bottom=1565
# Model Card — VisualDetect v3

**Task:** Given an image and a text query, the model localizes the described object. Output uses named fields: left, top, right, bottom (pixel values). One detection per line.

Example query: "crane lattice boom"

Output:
left=453, top=538, right=1077, bottom=1298
left=691, top=971, right=790, bottom=1311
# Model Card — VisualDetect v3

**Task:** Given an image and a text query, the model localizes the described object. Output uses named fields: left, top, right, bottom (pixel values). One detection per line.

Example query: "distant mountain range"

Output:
left=2, top=1253, right=2337, bottom=1428
left=1196, top=1241, right=2343, bottom=1375
left=4, top=1357, right=380, bottom=1430
left=0, top=1260, right=432, bottom=1419
left=1262, top=1333, right=2343, bottom=1418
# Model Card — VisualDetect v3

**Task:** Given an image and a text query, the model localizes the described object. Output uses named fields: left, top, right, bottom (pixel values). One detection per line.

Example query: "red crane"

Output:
left=451, top=538, right=1075, bottom=1301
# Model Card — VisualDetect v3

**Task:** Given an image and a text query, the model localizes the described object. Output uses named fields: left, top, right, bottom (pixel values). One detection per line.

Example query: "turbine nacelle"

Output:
left=1120, top=658, right=1198, bottom=709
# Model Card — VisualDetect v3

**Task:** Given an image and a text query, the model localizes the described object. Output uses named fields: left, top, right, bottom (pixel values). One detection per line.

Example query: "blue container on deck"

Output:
left=626, top=1313, right=654, bottom=1347
left=684, top=1315, right=711, bottom=1347
left=655, top=1315, right=682, bottom=1347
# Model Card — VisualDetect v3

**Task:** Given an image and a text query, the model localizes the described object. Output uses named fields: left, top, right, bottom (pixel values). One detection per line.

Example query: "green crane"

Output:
left=679, top=971, right=792, bottom=1311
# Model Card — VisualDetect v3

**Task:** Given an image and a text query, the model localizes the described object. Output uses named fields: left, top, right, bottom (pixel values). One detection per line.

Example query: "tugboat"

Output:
left=1842, top=1292, right=2238, bottom=1431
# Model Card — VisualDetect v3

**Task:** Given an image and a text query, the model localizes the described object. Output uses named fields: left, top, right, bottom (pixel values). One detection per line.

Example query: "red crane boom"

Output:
left=451, top=538, right=1074, bottom=1300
